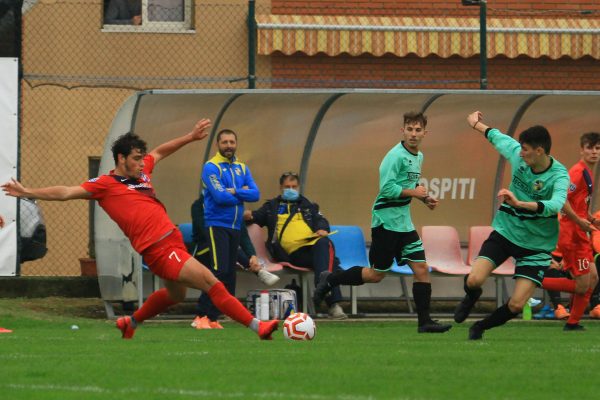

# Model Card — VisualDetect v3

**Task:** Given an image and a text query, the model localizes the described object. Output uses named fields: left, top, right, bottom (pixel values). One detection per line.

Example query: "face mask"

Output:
left=282, top=188, right=299, bottom=201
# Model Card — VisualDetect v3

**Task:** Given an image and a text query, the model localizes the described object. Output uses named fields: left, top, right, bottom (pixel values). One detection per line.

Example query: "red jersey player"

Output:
left=542, top=132, right=600, bottom=330
left=2, top=119, right=278, bottom=340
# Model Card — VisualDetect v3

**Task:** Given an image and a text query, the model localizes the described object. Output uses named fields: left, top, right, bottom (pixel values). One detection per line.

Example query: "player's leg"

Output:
left=455, top=231, right=506, bottom=323
left=196, top=227, right=235, bottom=323
left=454, top=257, right=494, bottom=323
left=313, top=226, right=394, bottom=306
left=178, top=256, right=278, bottom=339
left=589, top=259, right=600, bottom=318
left=407, top=260, right=451, bottom=333
left=117, top=233, right=192, bottom=339
left=469, top=277, right=536, bottom=340
left=564, top=262, right=597, bottom=330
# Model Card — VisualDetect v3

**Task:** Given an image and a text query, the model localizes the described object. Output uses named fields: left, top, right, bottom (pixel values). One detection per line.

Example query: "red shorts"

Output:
left=141, top=229, right=192, bottom=281
left=557, top=227, right=593, bottom=277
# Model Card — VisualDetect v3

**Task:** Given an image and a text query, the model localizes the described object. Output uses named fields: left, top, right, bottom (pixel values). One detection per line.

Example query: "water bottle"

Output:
left=522, top=301, right=532, bottom=320
left=260, top=290, right=270, bottom=320
left=254, top=295, right=261, bottom=319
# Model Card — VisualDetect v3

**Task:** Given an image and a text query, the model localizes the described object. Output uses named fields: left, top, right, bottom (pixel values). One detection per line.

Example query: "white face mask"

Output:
left=282, top=188, right=299, bottom=201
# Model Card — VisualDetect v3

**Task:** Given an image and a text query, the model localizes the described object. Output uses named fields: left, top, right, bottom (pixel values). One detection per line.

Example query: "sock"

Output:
left=208, top=281, right=254, bottom=327
left=464, top=274, right=482, bottom=300
left=542, top=277, right=576, bottom=293
left=567, top=287, right=593, bottom=325
left=328, top=266, right=365, bottom=286
left=133, top=288, right=177, bottom=324
left=413, top=282, right=432, bottom=326
left=249, top=319, right=260, bottom=332
left=478, top=303, right=518, bottom=331
left=547, top=290, right=563, bottom=309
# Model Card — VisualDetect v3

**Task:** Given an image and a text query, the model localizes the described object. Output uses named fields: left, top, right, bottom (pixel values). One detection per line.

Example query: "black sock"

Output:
left=413, top=282, right=432, bottom=326
left=327, top=266, right=365, bottom=286
left=478, top=303, right=518, bottom=331
left=548, top=290, right=562, bottom=309
left=464, top=274, right=482, bottom=300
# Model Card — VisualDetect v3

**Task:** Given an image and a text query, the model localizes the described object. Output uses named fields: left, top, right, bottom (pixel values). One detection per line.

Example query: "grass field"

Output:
left=0, top=298, right=598, bottom=400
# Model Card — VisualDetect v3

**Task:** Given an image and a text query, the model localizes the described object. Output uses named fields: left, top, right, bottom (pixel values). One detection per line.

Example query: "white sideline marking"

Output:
left=3, top=384, right=377, bottom=399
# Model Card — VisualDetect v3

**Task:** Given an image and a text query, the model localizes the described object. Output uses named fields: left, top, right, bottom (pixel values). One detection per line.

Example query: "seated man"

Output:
left=190, top=196, right=280, bottom=329
left=244, top=172, right=347, bottom=320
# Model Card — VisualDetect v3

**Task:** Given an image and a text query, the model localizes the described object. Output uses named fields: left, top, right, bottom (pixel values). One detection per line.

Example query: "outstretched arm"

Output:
left=149, top=119, right=211, bottom=164
left=467, top=111, right=490, bottom=134
left=2, top=178, right=90, bottom=201
left=562, top=200, right=595, bottom=232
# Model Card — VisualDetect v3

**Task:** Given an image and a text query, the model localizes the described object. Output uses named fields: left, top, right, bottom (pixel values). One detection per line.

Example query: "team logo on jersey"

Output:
left=533, top=180, right=543, bottom=191
left=235, top=167, right=242, bottom=176
left=569, top=183, right=576, bottom=192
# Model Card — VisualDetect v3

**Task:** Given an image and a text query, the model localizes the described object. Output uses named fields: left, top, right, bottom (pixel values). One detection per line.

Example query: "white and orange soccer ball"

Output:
left=282, top=312, right=316, bottom=341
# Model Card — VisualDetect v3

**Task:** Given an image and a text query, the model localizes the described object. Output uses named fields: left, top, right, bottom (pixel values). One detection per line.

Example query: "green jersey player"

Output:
left=313, top=111, right=452, bottom=334
left=455, top=111, right=570, bottom=340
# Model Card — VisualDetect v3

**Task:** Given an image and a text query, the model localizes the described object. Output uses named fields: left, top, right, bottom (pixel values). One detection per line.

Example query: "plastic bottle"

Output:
left=522, top=301, right=532, bottom=320
left=254, top=295, right=261, bottom=319
left=260, top=290, right=270, bottom=320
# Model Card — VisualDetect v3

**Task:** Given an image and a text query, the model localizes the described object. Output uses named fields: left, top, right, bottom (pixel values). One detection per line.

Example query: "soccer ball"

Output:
left=283, top=312, right=316, bottom=341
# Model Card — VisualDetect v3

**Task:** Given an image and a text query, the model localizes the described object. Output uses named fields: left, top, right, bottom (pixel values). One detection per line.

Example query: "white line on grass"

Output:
left=4, top=383, right=379, bottom=400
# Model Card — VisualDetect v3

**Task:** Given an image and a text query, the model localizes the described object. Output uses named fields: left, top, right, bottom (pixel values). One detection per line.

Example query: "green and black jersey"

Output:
left=371, top=142, right=422, bottom=233
left=487, top=128, right=569, bottom=252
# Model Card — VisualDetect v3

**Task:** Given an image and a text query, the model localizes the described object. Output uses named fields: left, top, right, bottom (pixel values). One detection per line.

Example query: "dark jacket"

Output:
left=191, top=196, right=255, bottom=257
left=250, top=195, right=330, bottom=257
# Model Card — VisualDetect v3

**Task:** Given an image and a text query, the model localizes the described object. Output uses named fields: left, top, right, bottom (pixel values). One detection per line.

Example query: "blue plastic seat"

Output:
left=177, top=223, right=194, bottom=247
left=330, top=225, right=413, bottom=314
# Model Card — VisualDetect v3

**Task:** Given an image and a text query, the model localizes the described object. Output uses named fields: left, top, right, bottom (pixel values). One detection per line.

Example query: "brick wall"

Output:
left=266, top=1, right=600, bottom=90
left=272, top=1, right=600, bottom=17
left=270, top=53, right=600, bottom=90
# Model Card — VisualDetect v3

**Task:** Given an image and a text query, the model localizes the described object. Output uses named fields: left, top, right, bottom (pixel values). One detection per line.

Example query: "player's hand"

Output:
left=190, top=119, right=212, bottom=141
left=549, top=258, right=562, bottom=270
left=132, top=15, right=142, bottom=25
left=243, top=209, right=253, bottom=221
left=226, top=188, right=236, bottom=194
left=497, top=188, right=519, bottom=207
left=467, top=111, right=483, bottom=129
left=314, top=229, right=329, bottom=237
left=424, top=195, right=439, bottom=210
left=577, top=217, right=596, bottom=233
left=412, top=186, right=428, bottom=200
left=1, top=178, right=27, bottom=198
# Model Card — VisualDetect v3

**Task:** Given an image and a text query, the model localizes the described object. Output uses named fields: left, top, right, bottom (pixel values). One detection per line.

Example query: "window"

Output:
left=103, top=0, right=194, bottom=33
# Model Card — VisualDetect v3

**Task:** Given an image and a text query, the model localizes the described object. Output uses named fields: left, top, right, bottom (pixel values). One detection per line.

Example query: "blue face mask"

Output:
left=282, top=188, right=299, bottom=201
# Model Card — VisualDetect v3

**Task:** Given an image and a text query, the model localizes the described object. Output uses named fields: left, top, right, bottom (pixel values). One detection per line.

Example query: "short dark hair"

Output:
left=111, top=132, right=147, bottom=164
left=580, top=132, right=600, bottom=148
left=519, top=125, right=551, bottom=154
left=216, top=129, right=237, bottom=142
left=403, top=111, right=427, bottom=128
left=279, top=171, right=299, bottom=185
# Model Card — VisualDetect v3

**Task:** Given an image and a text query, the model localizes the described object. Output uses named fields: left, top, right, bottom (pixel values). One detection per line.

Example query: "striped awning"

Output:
left=256, top=15, right=600, bottom=60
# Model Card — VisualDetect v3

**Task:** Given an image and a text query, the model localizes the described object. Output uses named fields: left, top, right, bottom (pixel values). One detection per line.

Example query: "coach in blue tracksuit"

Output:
left=198, top=128, right=260, bottom=325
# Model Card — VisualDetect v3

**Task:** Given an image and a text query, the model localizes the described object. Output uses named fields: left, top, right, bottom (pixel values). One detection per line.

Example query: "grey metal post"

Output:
left=247, top=0, right=257, bottom=89
left=479, top=0, right=488, bottom=89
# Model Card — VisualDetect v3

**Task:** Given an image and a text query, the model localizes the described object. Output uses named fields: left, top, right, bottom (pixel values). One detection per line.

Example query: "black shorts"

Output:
left=369, top=226, right=425, bottom=271
left=478, top=231, right=551, bottom=286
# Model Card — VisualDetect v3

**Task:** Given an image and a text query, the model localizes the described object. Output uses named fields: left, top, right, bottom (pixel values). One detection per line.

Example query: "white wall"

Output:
left=0, top=58, right=19, bottom=276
